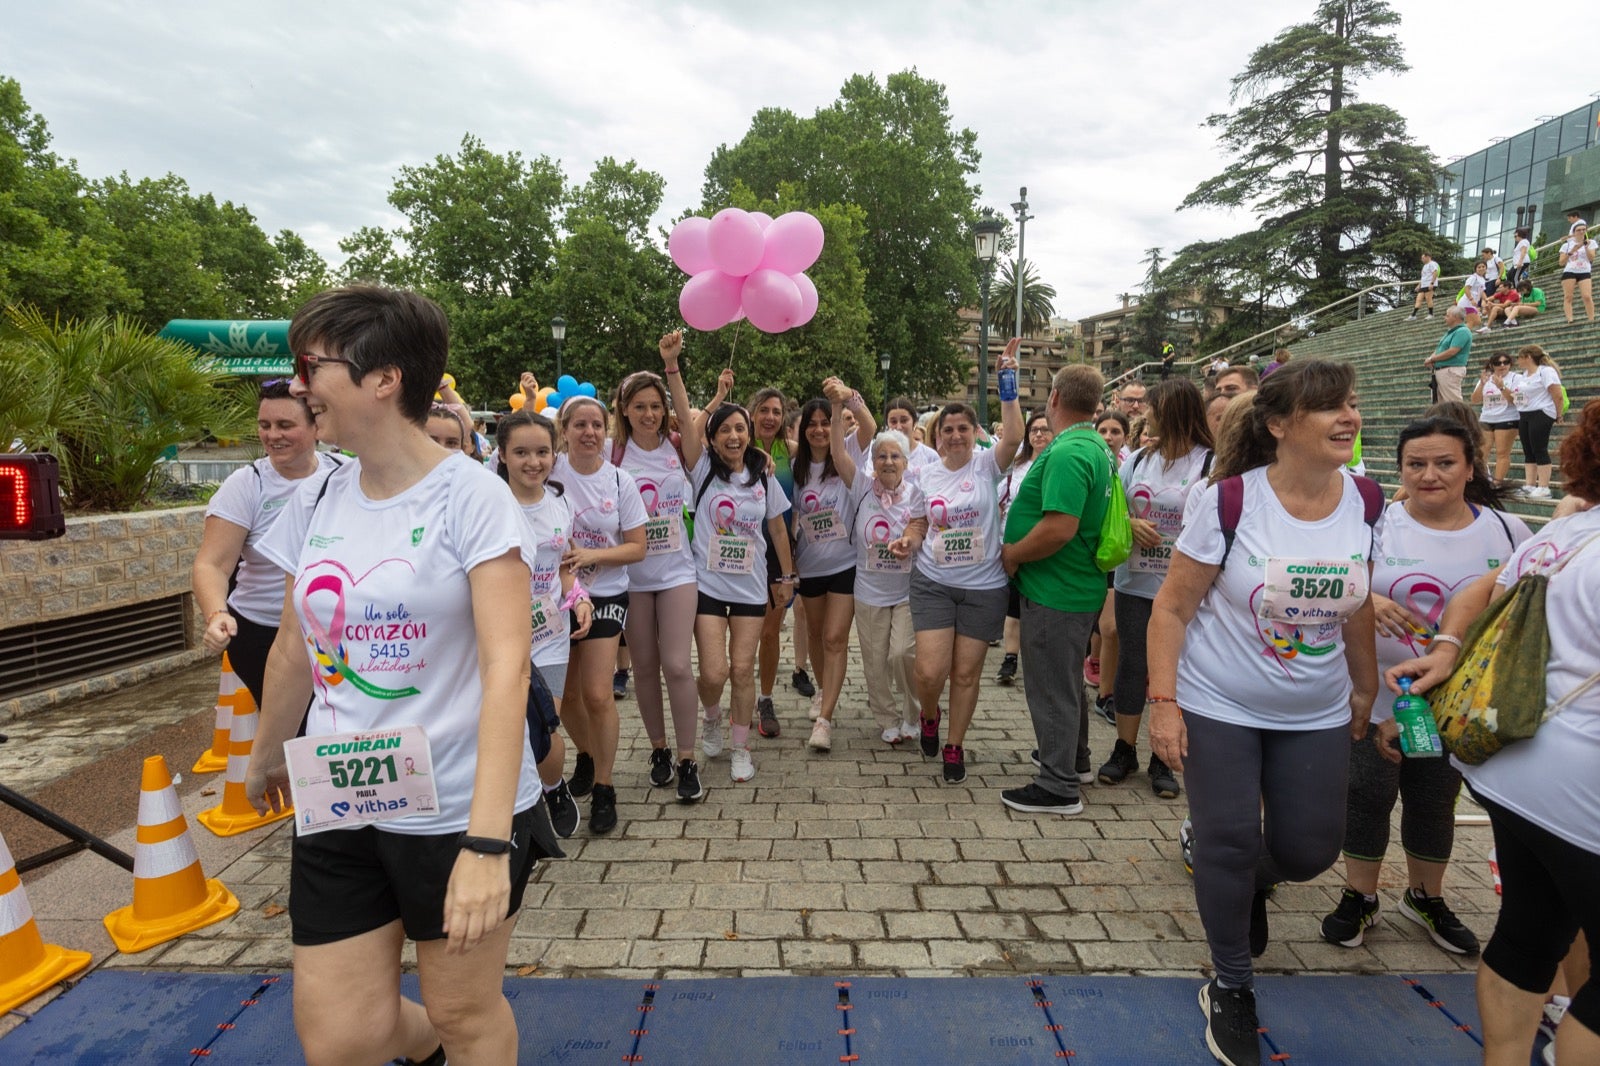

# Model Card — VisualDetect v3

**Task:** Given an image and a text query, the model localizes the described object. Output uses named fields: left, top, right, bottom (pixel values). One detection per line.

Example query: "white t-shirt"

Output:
left=689, top=454, right=789, bottom=605
left=1420, top=261, right=1440, bottom=287
left=1512, top=239, right=1532, bottom=270
left=908, top=442, right=941, bottom=470
left=997, top=457, right=1034, bottom=526
left=1368, top=502, right=1530, bottom=724
left=850, top=468, right=927, bottom=609
left=519, top=491, right=573, bottom=670
left=206, top=453, right=343, bottom=626
left=1509, top=366, right=1561, bottom=418
left=1173, top=467, right=1378, bottom=731
left=1115, top=445, right=1211, bottom=600
left=553, top=456, right=649, bottom=599
left=1463, top=510, right=1600, bottom=855
left=1460, top=274, right=1486, bottom=307
left=1483, top=254, right=1503, bottom=280
left=257, top=453, right=541, bottom=835
left=1561, top=238, right=1597, bottom=275
left=793, top=462, right=856, bottom=579
left=914, top=448, right=1008, bottom=591
left=616, top=437, right=694, bottom=592
left=1478, top=376, right=1515, bottom=425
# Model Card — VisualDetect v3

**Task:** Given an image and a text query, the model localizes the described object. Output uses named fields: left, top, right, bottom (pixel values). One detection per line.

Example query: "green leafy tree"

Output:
left=1170, top=0, right=1449, bottom=311
left=987, top=258, right=1057, bottom=338
left=336, top=225, right=413, bottom=288
left=273, top=230, right=331, bottom=314
left=702, top=70, right=982, bottom=399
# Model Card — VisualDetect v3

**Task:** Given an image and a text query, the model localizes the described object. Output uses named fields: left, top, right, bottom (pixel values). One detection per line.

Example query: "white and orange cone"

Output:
left=192, top=651, right=245, bottom=774
left=103, top=755, right=239, bottom=954
left=0, top=829, right=91, bottom=1015
left=196, top=686, right=293, bottom=837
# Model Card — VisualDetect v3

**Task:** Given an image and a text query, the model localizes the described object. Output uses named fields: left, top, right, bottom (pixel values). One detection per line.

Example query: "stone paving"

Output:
left=4, top=629, right=1496, bottom=994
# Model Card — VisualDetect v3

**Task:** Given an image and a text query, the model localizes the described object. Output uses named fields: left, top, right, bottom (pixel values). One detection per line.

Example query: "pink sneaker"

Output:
left=1083, top=657, right=1101, bottom=687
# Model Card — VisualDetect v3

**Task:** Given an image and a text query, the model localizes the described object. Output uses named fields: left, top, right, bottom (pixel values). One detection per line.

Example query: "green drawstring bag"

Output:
left=1094, top=445, right=1132, bottom=573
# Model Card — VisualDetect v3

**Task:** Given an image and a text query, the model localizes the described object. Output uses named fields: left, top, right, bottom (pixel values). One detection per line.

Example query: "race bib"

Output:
left=866, top=542, right=911, bottom=573
left=933, top=528, right=983, bottom=568
left=800, top=507, right=845, bottom=544
left=284, top=725, right=438, bottom=835
left=708, top=534, right=756, bottom=575
left=644, top=513, right=683, bottom=556
left=530, top=592, right=564, bottom=648
left=1132, top=540, right=1174, bottom=575
left=1260, top=558, right=1367, bottom=625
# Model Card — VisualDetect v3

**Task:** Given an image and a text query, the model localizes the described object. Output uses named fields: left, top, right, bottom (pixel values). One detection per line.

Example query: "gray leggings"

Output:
left=1184, top=712, right=1351, bottom=988
left=625, top=583, right=701, bottom=753
left=1342, top=725, right=1462, bottom=863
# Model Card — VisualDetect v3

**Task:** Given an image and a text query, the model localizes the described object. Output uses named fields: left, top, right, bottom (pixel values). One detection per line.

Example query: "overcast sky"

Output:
left=4, top=0, right=1591, bottom=323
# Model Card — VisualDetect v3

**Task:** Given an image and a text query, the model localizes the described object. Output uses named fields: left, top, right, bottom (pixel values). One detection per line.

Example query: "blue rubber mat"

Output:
left=0, top=970, right=1491, bottom=1064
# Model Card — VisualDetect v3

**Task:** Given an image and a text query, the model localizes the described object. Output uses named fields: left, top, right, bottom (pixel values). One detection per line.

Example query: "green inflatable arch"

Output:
left=157, top=319, right=292, bottom=375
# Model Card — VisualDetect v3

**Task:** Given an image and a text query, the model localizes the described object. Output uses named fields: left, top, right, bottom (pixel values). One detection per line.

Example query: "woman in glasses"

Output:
left=191, top=378, right=344, bottom=715
left=1472, top=353, right=1519, bottom=486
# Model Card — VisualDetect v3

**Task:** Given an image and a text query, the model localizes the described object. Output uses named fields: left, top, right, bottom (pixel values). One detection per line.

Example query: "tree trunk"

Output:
left=1320, top=2, right=1347, bottom=294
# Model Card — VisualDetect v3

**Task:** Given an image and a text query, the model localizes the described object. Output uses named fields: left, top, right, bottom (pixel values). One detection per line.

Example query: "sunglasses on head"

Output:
left=294, top=351, right=356, bottom=384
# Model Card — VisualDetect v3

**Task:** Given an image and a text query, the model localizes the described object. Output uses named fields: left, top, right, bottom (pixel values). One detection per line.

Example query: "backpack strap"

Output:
left=1199, top=449, right=1215, bottom=480
left=1215, top=475, right=1246, bottom=571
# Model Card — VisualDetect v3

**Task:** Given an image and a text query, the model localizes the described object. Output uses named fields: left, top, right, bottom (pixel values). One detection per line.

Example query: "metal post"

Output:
left=978, top=266, right=993, bottom=419
left=1011, top=187, right=1033, bottom=338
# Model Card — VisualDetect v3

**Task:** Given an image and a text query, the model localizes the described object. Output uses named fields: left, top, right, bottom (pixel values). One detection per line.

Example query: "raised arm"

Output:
left=822, top=378, right=858, bottom=485
left=660, top=331, right=704, bottom=468
left=993, top=338, right=1026, bottom=471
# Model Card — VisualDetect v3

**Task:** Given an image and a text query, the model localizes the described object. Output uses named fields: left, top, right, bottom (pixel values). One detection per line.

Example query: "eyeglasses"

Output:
left=1029, top=426, right=1053, bottom=434
left=261, top=377, right=291, bottom=387
left=295, top=351, right=356, bottom=385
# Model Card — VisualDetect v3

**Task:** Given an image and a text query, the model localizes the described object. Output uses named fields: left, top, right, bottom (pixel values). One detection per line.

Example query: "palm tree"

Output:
left=988, top=258, right=1057, bottom=338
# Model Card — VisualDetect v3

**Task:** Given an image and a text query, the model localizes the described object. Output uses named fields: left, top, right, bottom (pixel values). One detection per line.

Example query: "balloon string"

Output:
left=727, top=321, right=742, bottom=370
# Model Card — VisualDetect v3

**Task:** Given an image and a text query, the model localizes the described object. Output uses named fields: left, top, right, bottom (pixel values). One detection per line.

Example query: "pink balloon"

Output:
left=741, top=270, right=803, bottom=333
left=679, top=270, right=744, bottom=331
left=759, top=211, right=824, bottom=274
left=706, top=208, right=765, bottom=277
left=791, top=272, right=818, bottom=327
left=750, top=211, right=774, bottom=232
left=668, top=216, right=715, bottom=275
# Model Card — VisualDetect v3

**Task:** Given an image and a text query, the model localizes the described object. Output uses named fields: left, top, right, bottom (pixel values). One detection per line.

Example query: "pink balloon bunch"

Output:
left=670, top=208, right=823, bottom=333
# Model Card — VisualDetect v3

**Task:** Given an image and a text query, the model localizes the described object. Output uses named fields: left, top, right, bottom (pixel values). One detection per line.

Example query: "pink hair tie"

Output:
left=560, top=581, right=591, bottom=611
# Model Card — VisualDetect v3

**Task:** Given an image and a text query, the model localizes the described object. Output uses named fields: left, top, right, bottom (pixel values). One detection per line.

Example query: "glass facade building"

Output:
left=1424, top=99, right=1600, bottom=254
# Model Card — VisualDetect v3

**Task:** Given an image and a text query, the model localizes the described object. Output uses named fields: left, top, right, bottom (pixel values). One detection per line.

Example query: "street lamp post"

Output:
left=879, top=351, right=891, bottom=409
left=1011, top=187, right=1033, bottom=339
left=550, top=316, right=567, bottom=380
left=973, top=211, right=1003, bottom=419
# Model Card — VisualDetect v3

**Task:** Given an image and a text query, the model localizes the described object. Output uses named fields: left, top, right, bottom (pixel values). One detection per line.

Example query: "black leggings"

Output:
left=1112, top=592, right=1154, bottom=718
left=1519, top=410, right=1555, bottom=466
left=1477, top=791, right=1600, bottom=1035
left=1342, top=725, right=1462, bottom=862
left=225, top=614, right=279, bottom=711
left=1184, top=713, right=1350, bottom=988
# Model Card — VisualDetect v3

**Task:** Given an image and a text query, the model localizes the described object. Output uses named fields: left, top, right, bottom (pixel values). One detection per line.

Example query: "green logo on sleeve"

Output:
left=411, top=527, right=426, bottom=547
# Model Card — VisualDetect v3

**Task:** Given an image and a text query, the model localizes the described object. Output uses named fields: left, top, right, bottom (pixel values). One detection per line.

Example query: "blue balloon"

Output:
left=557, top=374, right=579, bottom=394
left=577, top=381, right=597, bottom=398
left=544, top=391, right=566, bottom=411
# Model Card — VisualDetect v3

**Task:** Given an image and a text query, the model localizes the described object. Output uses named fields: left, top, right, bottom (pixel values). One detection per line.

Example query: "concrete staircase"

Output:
left=1279, top=276, right=1597, bottom=528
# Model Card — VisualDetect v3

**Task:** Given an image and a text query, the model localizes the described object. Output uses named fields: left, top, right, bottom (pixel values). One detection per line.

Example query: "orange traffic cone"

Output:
left=196, top=687, right=293, bottom=837
left=103, top=755, right=239, bottom=954
left=0, top=829, right=92, bottom=1014
left=192, top=651, right=245, bottom=774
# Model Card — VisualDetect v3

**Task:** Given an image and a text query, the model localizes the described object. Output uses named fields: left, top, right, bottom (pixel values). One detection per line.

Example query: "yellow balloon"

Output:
left=509, top=393, right=526, bottom=410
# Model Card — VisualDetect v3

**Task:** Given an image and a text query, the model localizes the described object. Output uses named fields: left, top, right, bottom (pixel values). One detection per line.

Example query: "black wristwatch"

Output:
left=459, top=835, right=513, bottom=855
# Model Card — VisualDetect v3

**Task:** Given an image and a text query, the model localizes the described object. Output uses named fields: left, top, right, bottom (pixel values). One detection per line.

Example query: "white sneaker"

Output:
left=729, top=746, right=755, bottom=782
left=808, top=692, right=823, bottom=720
left=881, top=726, right=903, bottom=745
left=1530, top=486, right=1552, bottom=498
left=702, top=713, right=724, bottom=759
left=1513, top=485, right=1534, bottom=496
left=1475, top=326, right=1490, bottom=333
left=809, top=718, right=832, bottom=752
left=898, top=719, right=920, bottom=742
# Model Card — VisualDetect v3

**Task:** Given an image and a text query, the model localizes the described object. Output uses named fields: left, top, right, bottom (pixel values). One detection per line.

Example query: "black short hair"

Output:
left=288, top=285, right=449, bottom=426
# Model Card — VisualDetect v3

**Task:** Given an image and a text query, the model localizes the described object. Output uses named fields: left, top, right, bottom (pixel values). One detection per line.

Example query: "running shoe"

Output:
left=1083, top=656, right=1101, bottom=687
left=1400, top=889, right=1480, bottom=955
left=648, top=747, right=675, bottom=788
left=1000, top=783, right=1083, bottom=815
left=897, top=719, right=920, bottom=743
left=1405, top=313, right=1418, bottom=321
left=676, top=759, right=705, bottom=803
left=808, top=718, right=832, bottom=753
left=942, top=744, right=966, bottom=784
left=613, top=668, right=630, bottom=699
left=1148, top=754, right=1180, bottom=799
left=792, top=669, right=816, bottom=697
left=881, top=725, right=904, bottom=745
left=589, top=783, right=618, bottom=835
left=1199, top=979, right=1261, bottom=1066
left=729, top=746, right=755, bottom=782
left=569, top=751, right=595, bottom=798
left=808, top=692, right=823, bottom=720
left=544, top=780, right=579, bottom=839
left=756, top=695, right=781, bottom=738
left=1097, top=739, right=1138, bottom=785
left=1321, top=888, right=1380, bottom=947
left=1076, top=756, right=1095, bottom=785
left=1179, top=816, right=1194, bottom=875
left=920, top=708, right=942, bottom=758
left=1250, top=888, right=1270, bottom=958
left=995, top=654, right=1018, bottom=685
left=1095, top=695, right=1117, bottom=726
left=702, top=710, right=725, bottom=759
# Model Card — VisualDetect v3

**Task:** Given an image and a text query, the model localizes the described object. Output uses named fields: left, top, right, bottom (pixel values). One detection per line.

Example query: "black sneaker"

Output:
left=942, top=744, right=966, bottom=783
left=570, top=752, right=595, bottom=798
left=398, top=1044, right=447, bottom=1066
left=1321, top=888, right=1379, bottom=948
left=756, top=696, right=780, bottom=738
left=1250, top=888, right=1270, bottom=957
left=1148, top=754, right=1180, bottom=799
left=1400, top=888, right=1480, bottom=955
left=1199, top=979, right=1261, bottom=1066
left=995, top=654, right=1018, bottom=685
left=544, top=780, right=579, bottom=839
left=648, top=747, right=675, bottom=788
left=1095, top=695, right=1117, bottom=725
left=1000, top=783, right=1083, bottom=815
left=791, top=669, right=816, bottom=698
left=588, top=783, right=618, bottom=834
left=1097, top=739, right=1138, bottom=785
left=676, top=759, right=705, bottom=803
left=920, top=709, right=941, bottom=758
left=613, top=669, right=630, bottom=699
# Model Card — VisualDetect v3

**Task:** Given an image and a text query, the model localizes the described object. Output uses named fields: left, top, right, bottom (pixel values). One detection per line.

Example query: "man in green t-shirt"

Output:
left=999, top=363, right=1111, bottom=815
left=1503, top=281, right=1544, bottom=327
left=1423, top=306, right=1472, bottom=403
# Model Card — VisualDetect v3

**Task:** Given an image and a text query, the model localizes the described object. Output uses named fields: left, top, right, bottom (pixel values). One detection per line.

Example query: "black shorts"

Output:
left=573, top=593, right=628, bottom=642
left=763, top=528, right=794, bottom=585
left=797, top=567, right=856, bottom=599
left=1485, top=279, right=1499, bottom=296
left=1563, top=270, right=1593, bottom=282
left=1007, top=583, right=1021, bottom=621
left=1417, top=284, right=1435, bottom=293
left=290, top=803, right=556, bottom=945
left=1484, top=419, right=1520, bottom=432
left=696, top=591, right=766, bottom=619
left=527, top=665, right=562, bottom=764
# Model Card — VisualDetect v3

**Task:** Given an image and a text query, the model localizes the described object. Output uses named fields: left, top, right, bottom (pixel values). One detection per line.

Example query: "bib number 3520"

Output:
left=1260, top=558, right=1366, bottom=625
left=284, top=725, right=438, bottom=835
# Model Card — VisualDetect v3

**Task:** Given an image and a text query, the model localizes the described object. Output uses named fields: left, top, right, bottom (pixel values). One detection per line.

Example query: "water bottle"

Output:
left=998, top=366, right=1018, bottom=402
left=1393, top=677, right=1443, bottom=758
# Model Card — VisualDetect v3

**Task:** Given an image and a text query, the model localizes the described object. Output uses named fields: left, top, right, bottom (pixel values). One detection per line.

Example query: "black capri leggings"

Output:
left=1112, top=592, right=1154, bottom=718
left=1519, top=409, right=1555, bottom=466
left=1476, top=791, right=1600, bottom=1035
left=225, top=614, right=279, bottom=711
left=1341, top=724, right=1462, bottom=863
